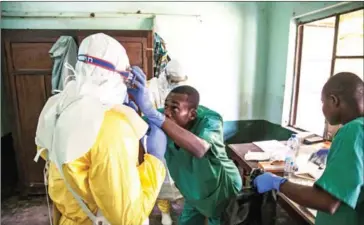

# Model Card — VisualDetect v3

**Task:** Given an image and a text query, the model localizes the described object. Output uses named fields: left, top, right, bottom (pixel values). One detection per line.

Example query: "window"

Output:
left=289, top=8, right=364, bottom=138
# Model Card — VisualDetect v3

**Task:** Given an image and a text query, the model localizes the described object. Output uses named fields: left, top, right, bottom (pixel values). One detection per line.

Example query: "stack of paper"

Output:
left=253, top=140, right=290, bottom=161
left=252, top=140, right=325, bottom=180
left=294, top=145, right=325, bottom=180
left=253, top=140, right=289, bottom=153
left=244, top=151, right=271, bottom=161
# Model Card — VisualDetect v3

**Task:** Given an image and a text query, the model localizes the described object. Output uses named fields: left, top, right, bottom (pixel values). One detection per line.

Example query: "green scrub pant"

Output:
left=178, top=201, right=221, bottom=225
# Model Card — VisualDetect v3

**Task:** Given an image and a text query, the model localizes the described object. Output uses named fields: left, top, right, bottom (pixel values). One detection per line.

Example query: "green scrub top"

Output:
left=159, top=106, right=242, bottom=217
left=315, top=117, right=364, bottom=225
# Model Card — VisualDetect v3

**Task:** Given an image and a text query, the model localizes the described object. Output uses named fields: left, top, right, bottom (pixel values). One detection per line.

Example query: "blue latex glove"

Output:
left=123, top=95, right=139, bottom=112
left=127, top=66, right=165, bottom=127
left=253, top=172, right=287, bottom=194
left=309, top=148, right=329, bottom=166
left=315, top=148, right=329, bottom=157
left=144, top=123, right=167, bottom=160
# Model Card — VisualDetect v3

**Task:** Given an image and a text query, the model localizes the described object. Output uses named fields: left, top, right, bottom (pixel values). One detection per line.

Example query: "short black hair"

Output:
left=170, top=85, right=200, bottom=109
left=323, top=72, right=364, bottom=108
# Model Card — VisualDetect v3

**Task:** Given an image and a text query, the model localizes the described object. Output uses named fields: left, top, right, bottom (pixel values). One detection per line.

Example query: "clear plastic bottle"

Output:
left=284, top=134, right=300, bottom=178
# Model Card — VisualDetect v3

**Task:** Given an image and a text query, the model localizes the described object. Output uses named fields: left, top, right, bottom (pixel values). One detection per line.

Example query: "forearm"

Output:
left=280, top=181, right=340, bottom=214
left=162, top=118, right=210, bottom=158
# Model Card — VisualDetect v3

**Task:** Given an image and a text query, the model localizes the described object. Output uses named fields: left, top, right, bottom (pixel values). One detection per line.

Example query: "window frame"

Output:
left=288, top=7, right=364, bottom=138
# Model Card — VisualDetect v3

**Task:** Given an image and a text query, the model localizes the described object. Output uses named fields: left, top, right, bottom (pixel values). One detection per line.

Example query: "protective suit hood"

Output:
left=165, top=60, right=188, bottom=83
left=36, top=32, right=147, bottom=169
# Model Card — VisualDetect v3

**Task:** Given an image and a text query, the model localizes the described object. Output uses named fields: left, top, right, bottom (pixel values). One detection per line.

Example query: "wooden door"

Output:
left=2, top=31, right=61, bottom=192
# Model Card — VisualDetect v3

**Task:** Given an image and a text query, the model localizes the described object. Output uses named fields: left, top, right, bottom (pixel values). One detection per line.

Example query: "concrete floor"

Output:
left=1, top=195, right=50, bottom=225
left=1, top=195, right=182, bottom=225
left=1, top=194, right=298, bottom=225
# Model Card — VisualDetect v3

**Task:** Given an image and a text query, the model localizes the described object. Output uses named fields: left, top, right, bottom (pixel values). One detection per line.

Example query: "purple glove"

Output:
left=127, top=66, right=165, bottom=127
left=253, top=172, right=287, bottom=193
left=145, top=123, right=167, bottom=160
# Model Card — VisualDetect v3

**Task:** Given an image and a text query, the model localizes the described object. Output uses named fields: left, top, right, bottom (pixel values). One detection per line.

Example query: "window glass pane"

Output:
left=295, top=17, right=335, bottom=135
left=334, top=58, right=364, bottom=80
left=336, top=9, right=364, bottom=56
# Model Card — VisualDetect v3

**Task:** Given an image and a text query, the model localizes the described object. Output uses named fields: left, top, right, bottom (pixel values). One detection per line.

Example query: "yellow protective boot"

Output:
left=157, top=200, right=173, bottom=225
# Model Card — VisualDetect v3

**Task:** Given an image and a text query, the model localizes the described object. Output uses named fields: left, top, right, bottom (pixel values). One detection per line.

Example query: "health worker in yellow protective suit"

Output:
left=34, top=33, right=167, bottom=225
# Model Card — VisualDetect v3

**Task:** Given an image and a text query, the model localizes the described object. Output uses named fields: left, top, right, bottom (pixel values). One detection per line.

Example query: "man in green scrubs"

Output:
left=254, top=72, right=364, bottom=225
left=128, top=67, right=242, bottom=225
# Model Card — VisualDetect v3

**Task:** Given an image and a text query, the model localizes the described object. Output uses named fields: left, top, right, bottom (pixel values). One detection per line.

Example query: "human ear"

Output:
left=330, top=95, right=340, bottom=107
left=189, top=108, right=197, bottom=120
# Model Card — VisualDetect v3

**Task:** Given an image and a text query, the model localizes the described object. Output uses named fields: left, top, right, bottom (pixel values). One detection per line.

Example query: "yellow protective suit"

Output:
left=38, top=109, right=166, bottom=225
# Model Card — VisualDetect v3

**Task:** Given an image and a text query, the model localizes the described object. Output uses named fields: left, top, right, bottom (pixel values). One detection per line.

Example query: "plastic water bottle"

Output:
left=284, top=134, right=300, bottom=178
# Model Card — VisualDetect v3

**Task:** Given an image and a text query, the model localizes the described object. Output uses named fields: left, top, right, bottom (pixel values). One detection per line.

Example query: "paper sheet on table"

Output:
left=294, top=145, right=325, bottom=180
left=295, top=162, right=324, bottom=180
left=253, top=140, right=289, bottom=161
left=307, top=208, right=317, bottom=217
left=253, top=140, right=289, bottom=153
left=244, top=151, right=271, bottom=161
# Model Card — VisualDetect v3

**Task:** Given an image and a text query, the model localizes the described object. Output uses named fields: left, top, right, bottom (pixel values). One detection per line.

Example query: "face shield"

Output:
left=74, top=33, right=133, bottom=106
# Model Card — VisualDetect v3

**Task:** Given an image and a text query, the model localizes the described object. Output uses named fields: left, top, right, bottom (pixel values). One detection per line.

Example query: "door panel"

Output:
left=11, top=43, right=54, bottom=71
left=14, top=74, right=47, bottom=183
left=123, top=42, right=144, bottom=67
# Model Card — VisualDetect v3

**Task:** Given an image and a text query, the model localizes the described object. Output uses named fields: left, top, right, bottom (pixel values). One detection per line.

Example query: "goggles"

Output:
left=78, top=54, right=136, bottom=88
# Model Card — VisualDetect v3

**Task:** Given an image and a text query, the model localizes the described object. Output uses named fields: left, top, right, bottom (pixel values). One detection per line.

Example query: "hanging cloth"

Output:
left=49, top=36, right=78, bottom=94
left=153, top=32, right=171, bottom=78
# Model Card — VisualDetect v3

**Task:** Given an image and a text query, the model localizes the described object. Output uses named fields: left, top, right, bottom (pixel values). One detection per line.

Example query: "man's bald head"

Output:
left=322, top=72, right=363, bottom=107
left=322, top=72, right=364, bottom=125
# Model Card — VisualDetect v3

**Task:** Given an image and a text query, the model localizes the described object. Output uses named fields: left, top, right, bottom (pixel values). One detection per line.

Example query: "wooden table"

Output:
left=228, top=143, right=315, bottom=225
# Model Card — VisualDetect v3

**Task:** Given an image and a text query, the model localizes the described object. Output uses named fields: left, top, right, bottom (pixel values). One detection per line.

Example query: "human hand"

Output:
left=253, top=172, right=287, bottom=193
left=315, top=148, right=329, bottom=157
left=145, top=123, right=167, bottom=160
left=309, top=148, right=329, bottom=166
left=127, top=66, right=165, bottom=127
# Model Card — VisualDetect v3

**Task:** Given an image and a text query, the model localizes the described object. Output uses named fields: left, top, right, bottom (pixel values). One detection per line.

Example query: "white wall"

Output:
left=1, top=1, right=270, bottom=125
left=264, top=1, right=343, bottom=124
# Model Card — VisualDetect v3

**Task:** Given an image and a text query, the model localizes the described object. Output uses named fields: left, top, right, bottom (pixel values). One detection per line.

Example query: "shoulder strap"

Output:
left=55, top=161, right=97, bottom=222
left=34, top=150, right=97, bottom=222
